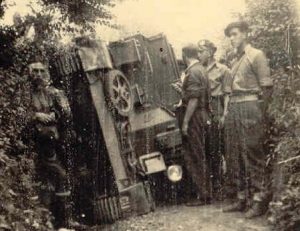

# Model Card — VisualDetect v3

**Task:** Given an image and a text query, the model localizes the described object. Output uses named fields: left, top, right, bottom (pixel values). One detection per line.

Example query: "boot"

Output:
left=222, top=199, right=246, bottom=212
left=67, top=220, right=88, bottom=230
left=186, top=199, right=206, bottom=206
left=245, top=201, right=265, bottom=219
left=186, top=194, right=211, bottom=206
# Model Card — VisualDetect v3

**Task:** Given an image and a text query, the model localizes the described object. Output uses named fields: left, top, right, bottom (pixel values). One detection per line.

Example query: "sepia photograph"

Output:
left=0, top=0, right=300, bottom=230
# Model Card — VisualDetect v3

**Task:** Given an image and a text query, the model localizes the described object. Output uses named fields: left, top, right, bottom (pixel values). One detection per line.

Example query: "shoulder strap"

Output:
left=231, top=54, right=247, bottom=80
left=245, top=52, right=262, bottom=87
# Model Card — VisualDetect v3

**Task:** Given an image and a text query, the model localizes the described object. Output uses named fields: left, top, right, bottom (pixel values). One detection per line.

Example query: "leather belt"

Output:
left=230, top=94, right=258, bottom=103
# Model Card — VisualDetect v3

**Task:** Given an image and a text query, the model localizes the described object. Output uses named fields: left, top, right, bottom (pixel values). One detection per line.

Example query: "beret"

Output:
left=224, top=21, right=249, bottom=37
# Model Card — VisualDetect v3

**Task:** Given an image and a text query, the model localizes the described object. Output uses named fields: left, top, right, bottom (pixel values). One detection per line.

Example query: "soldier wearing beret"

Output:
left=222, top=21, right=273, bottom=218
left=179, top=44, right=212, bottom=206
left=198, top=40, right=232, bottom=200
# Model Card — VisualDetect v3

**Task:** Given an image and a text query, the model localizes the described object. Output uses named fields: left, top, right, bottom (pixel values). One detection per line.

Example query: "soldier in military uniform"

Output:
left=27, top=61, right=72, bottom=228
left=179, top=44, right=212, bottom=205
left=222, top=21, right=273, bottom=218
left=197, top=40, right=232, bottom=200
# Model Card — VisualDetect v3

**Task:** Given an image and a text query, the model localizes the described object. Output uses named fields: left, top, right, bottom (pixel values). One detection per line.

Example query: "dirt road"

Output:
left=95, top=203, right=271, bottom=231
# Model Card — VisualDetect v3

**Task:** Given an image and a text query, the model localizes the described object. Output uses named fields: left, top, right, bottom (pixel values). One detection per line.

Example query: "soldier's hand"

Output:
left=35, top=112, right=46, bottom=123
left=35, top=112, right=55, bottom=123
left=48, top=112, right=56, bottom=122
left=219, top=110, right=228, bottom=129
left=182, top=123, right=188, bottom=136
left=219, top=116, right=225, bottom=129
left=171, top=81, right=182, bottom=94
left=173, top=100, right=182, bottom=109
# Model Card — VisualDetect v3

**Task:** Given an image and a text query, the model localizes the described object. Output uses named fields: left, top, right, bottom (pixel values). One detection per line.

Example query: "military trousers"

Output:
left=178, top=106, right=211, bottom=200
left=207, top=97, right=225, bottom=197
left=224, top=100, right=267, bottom=202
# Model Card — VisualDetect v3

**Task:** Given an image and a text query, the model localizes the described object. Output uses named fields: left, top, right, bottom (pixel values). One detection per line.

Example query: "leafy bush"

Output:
left=0, top=66, right=54, bottom=230
left=0, top=1, right=115, bottom=228
left=39, top=0, right=115, bottom=28
left=239, top=0, right=300, bottom=230
left=267, top=67, right=300, bottom=231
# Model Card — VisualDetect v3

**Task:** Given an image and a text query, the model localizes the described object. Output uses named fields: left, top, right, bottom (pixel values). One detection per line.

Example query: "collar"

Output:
left=185, top=59, right=200, bottom=73
left=237, top=44, right=252, bottom=56
left=206, top=60, right=217, bottom=72
left=244, top=44, right=252, bottom=53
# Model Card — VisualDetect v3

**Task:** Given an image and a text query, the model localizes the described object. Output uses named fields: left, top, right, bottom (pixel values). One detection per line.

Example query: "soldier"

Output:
left=222, top=21, right=273, bottom=218
left=180, top=44, right=212, bottom=206
left=197, top=40, right=232, bottom=200
left=27, top=61, right=72, bottom=228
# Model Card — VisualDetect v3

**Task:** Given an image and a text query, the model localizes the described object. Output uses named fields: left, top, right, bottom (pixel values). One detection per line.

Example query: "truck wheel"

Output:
left=105, top=70, right=133, bottom=117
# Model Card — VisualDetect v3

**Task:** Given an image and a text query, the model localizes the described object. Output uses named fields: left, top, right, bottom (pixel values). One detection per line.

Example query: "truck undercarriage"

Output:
left=49, top=33, right=190, bottom=225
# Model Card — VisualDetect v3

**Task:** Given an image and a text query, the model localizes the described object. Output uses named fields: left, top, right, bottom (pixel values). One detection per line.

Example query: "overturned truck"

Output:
left=50, top=33, right=186, bottom=224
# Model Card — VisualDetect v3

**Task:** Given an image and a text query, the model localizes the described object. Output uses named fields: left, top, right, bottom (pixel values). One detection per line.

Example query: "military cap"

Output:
left=224, top=21, right=249, bottom=37
left=198, top=39, right=217, bottom=54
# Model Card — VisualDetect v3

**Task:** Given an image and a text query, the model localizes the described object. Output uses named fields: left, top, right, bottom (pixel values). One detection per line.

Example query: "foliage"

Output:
left=1, top=0, right=116, bottom=50
left=0, top=25, right=16, bottom=68
left=269, top=172, right=300, bottom=231
left=0, top=0, right=116, bottom=228
left=244, top=0, right=299, bottom=68
left=0, top=67, right=54, bottom=230
left=0, top=149, right=54, bottom=230
left=0, top=0, right=7, bottom=18
left=239, top=0, right=300, bottom=230
left=39, top=0, right=115, bottom=29
left=267, top=67, right=300, bottom=231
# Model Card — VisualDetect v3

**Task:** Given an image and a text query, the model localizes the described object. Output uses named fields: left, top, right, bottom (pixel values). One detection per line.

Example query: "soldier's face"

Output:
left=229, top=28, right=246, bottom=49
left=198, top=49, right=210, bottom=65
left=29, top=62, right=51, bottom=87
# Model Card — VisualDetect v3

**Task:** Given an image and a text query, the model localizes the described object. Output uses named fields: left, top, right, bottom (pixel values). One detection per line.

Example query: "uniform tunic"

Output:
left=180, top=61, right=211, bottom=199
left=224, top=44, right=273, bottom=201
left=206, top=61, right=232, bottom=195
left=30, top=86, right=71, bottom=196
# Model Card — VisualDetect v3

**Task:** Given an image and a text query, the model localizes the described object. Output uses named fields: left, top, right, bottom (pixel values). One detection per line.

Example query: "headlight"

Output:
left=167, top=165, right=182, bottom=182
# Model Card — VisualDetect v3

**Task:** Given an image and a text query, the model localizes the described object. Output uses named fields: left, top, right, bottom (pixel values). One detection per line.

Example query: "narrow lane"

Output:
left=94, top=204, right=271, bottom=231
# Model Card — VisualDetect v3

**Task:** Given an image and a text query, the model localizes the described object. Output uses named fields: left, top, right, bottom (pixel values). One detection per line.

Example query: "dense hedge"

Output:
left=0, top=20, right=55, bottom=229
left=267, top=68, right=300, bottom=230
left=241, top=0, right=300, bottom=230
left=0, top=67, right=54, bottom=230
left=0, top=0, right=116, bottom=228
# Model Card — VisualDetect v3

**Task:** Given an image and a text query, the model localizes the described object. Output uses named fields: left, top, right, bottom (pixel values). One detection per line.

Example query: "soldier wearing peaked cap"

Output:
left=198, top=39, right=232, bottom=200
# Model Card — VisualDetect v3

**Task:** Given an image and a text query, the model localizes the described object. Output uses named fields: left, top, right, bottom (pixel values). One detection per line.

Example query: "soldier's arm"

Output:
left=223, top=94, right=230, bottom=116
left=51, top=88, right=72, bottom=119
left=182, top=98, right=198, bottom=132
left=28, top=98, right=56, bottom=124
left=182, top=69, right=205, bottom=134
left=221, top=66, right=233, bottom=117
left=34, top=112, right=56, bottom=124
left=253, top=52, right=273, bottom=112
